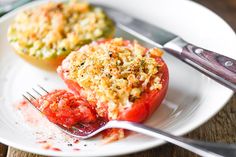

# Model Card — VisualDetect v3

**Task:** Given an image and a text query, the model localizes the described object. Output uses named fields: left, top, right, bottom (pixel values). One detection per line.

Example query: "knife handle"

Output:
left=164, top=37, right=236, bottom=92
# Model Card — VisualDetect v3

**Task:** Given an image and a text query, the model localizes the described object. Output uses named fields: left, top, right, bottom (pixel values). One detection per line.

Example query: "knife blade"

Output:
left=100, top=5, right=177, bottom=48
left=98, top=4, right=236, bottom=91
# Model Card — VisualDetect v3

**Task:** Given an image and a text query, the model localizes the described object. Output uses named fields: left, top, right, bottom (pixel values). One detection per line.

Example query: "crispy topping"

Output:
left=66, top=38, right=164, bottom=119
left=8, top=0, right=114, bottom=59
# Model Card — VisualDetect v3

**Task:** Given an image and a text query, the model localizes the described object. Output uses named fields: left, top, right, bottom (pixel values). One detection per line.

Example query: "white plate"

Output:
left=0, top=0, right=234, bottom=156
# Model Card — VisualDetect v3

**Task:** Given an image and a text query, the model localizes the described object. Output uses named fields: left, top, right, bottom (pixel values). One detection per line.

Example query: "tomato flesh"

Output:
left=33, top=90, right=97, bottom=128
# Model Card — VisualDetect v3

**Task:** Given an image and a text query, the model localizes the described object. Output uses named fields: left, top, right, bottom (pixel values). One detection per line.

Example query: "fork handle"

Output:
left=108, top=121, right=236, bottom=157
left=164, top=37, right=236, bottom=92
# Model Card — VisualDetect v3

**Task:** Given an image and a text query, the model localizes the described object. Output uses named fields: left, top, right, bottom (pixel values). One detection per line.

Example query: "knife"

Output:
left=0, top=0, right=31, bottom=16
left=99, top=4, right=236, bottom=92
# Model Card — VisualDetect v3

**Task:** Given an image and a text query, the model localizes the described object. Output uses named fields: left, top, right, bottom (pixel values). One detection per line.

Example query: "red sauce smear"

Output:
left=51, top=148, right=61, bottom=151
left=16, top=100, right=28, bottom=110
left=38, top=141, right=62, bottom=151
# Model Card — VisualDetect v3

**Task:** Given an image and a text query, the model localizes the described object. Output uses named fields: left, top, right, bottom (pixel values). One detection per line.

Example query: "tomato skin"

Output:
left=118, top=60, right=168, bottom=122
left=14, top=49, right=66, bottom=71
left=57, top=40, right=169, bottom=122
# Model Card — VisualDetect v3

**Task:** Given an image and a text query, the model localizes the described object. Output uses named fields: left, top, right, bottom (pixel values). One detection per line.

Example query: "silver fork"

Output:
left=23, top=86, right=236, bottom=157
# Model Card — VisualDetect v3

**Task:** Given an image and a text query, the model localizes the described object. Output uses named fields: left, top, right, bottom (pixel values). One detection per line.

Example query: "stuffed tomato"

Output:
left=7, top=0, right=114, bottom=70
left=57, top=38, right=169, bottom=123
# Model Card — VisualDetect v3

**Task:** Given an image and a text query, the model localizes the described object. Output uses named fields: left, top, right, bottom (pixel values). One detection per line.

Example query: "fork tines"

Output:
left=22, top=85, right=49, bottom=104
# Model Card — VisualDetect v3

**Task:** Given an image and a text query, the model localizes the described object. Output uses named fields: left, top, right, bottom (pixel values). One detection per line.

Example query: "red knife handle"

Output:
left=164, top=38, right=236, bottom=91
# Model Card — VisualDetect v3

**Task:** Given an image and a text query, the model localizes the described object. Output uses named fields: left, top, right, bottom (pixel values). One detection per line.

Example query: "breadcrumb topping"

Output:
left=67, top=38, right=164, bottom=119
left=8, top=0, right=114, bottom=59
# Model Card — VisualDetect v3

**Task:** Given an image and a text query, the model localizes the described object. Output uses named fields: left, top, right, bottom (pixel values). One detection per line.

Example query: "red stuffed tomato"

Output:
left=57, top=38, right=169, bottom=123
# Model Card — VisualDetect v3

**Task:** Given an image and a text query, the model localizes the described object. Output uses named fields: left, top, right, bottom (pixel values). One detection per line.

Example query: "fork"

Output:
left=23, top=86, right=236, bottom=157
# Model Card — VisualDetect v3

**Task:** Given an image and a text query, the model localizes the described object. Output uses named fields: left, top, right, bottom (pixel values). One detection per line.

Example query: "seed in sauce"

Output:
left=74, top=139, right=79, bottom=144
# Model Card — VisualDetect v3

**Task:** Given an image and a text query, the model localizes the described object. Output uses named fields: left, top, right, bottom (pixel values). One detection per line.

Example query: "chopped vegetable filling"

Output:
left=8, top=0, right=114, bottom=59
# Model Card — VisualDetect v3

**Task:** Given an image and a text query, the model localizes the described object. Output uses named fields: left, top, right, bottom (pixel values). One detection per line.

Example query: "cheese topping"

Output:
left=8, top=0, right=114, bottom=59
left=67, top=38, right=164, bottom=119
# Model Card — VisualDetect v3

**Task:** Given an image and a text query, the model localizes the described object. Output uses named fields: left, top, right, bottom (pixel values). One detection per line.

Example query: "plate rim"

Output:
left=0, top=0, right=234, bottom=156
